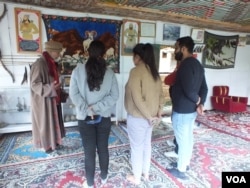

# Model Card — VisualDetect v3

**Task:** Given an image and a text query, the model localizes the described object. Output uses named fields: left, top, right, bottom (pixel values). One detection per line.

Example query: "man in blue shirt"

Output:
left=166, top=36, right=208, bottom=180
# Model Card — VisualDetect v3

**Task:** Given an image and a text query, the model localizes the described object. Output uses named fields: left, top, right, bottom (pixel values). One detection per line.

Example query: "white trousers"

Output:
left=127, top=114, right=153, bottom=182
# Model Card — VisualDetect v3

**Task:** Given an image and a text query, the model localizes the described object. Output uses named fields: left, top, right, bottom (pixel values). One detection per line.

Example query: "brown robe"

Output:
left=30, top=55, right=64, bottom=151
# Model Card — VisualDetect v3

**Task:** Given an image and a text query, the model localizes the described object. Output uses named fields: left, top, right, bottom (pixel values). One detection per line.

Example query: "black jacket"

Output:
left=172, top=57, right=208, bottom=113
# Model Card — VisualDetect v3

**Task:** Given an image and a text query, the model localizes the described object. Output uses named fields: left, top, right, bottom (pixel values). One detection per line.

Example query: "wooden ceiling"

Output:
left=2, top=0, right=250, bottom=33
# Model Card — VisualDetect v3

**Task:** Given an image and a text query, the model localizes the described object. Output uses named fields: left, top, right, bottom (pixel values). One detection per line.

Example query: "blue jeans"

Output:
left=172, top=111, right=197, bottom=172
left=78, top=117, right=111, bottom=186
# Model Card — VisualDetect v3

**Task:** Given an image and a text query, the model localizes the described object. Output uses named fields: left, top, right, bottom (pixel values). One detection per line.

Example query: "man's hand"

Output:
left=196, top=104, right=204, bottom=115
left=54, top=81, right=61, bottom=91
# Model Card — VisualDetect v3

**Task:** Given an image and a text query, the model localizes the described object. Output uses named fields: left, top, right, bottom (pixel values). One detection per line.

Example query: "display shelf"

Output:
left=0, top=122, right=78, bottom=134
left=0, top=123, right=32, bottom=134
left=0, top=78, right=118, bottom=134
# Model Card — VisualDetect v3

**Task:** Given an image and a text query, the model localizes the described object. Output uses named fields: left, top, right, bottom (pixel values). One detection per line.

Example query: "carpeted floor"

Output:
left=196, top=110, right=250, bottom=141
left=152, top=125, right=250, bottom=188
left=0, top=125, right=129, bottom=164
left=0, top=144, right=180, bottom=188
left=1, top=111, right=250, bottom=188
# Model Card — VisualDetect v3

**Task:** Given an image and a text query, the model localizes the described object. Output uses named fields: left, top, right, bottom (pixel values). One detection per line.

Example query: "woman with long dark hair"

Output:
left=124, top=43, right=165, bottom=185
left=69, top=40, right=119, bottom=188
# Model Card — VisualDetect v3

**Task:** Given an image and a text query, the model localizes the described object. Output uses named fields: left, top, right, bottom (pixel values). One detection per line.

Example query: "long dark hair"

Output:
left=143, top=43, right=160, bottom=81
left=85, top=40, right=106, bottom=91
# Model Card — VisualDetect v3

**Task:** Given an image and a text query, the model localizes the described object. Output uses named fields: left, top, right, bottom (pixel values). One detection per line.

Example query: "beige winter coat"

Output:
left=125, top=63, right=165, bottom=120
left=30, top=56, right=62, bottom=151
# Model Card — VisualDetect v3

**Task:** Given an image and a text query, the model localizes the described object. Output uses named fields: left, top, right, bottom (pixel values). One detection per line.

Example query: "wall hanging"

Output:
left=42, top=15, right=122, bottom=74
left=202, top=31, right=238, bottom=69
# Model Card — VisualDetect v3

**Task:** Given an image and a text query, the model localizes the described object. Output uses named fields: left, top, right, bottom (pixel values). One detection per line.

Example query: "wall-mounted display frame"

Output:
left=15, top=8, right=42, bottom=54
left=140, top=22, right=156, bottom=37
left=191, top=28, right=205, bottom=43
left=61, top=75, right=71, bottom=88
left=163, top=24, right=180, bottom=41
left=122, top=19, right=140, bottom=56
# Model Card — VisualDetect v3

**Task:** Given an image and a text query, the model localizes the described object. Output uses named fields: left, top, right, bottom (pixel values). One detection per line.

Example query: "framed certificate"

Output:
left=140, top=22, right=156, bottom=37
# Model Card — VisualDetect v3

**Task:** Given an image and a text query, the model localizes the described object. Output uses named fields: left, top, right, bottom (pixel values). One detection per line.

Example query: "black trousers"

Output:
left=78, top=117, right=111, bottom=186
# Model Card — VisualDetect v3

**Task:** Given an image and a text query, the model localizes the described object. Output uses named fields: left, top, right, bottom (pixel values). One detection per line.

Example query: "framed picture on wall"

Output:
left=15, top=8, right=42, bottom=54
left=163, top=24, right=180, bottom=41
left=191, top=28, right=205, bottom=43
left=140, top=22, right=156, bottom=37
left=62, top=76, right=71, bottom=87
left=122, top=20, right=140, bottom=56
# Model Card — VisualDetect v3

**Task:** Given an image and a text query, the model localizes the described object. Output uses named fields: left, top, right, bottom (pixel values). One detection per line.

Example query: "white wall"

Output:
left=1, top=2, right=250, bottom=121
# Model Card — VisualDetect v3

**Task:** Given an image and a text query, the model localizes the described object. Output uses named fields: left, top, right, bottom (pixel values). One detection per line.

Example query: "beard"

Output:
left=175, top=51, right=183, bottom=61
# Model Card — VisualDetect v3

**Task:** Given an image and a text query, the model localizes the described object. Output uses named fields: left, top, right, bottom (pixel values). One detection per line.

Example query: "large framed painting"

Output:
left=15, top=8, right=42, bottom=54
left=122, top=20, right=140, bottom=56
left=202, top=31, right=238, bottom=69
left=42, top=15, right=122, bottom=74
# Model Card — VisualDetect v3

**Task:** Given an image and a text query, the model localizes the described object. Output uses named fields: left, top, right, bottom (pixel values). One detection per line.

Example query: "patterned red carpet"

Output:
left=196, top=110, right=250, bottom=141
left=152, top=126, right=250, bottom=188
left=1, top=113, right=250, bottom=188
left=0, top=143, right=179, bottom=188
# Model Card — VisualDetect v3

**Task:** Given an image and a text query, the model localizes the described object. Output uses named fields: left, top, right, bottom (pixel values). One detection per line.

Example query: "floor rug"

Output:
left=119, top=118, right=174, bottom=141
left=196, top=110, right=250, bottom=141
left=0, top=144, right=179, bottom=188
left=0, top=125, right=129, bottom=164
left=151, top=125, right=250, bottom=188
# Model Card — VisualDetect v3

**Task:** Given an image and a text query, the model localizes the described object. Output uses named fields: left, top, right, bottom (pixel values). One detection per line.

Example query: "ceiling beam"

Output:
left=3, top=0, right=250, bottom=33
left=95, top=2, right=250, bottom=33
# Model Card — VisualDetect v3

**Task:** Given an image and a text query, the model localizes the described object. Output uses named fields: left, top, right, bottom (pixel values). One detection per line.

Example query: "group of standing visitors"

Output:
left=29, top=36, right=207, bottom=187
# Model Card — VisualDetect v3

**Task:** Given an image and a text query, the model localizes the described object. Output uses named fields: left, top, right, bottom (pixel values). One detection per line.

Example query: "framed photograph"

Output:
left=163, top=24, right=180, bottom=41
left=191, top=28, right=205, bottom=43
left=122, top=19, right=140, bottom=56
left=63, top=76, right=71, bottom=87
left=140, top=22, right=156, bottom=37
left=15, top=8, right=42, bottom=54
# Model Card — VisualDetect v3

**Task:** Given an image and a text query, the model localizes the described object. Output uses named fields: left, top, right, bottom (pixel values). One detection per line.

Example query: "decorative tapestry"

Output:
left=42, top=15, right=122, bottom=74
left=202, top=31, right=238, bottom=69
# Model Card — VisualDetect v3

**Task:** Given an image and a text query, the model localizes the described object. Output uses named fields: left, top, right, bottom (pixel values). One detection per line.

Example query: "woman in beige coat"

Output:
left=124, top=43, right=165, bottom=185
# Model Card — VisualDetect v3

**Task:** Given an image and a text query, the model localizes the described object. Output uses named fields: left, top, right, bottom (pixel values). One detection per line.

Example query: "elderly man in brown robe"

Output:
left=30, top=40, right=65, bottom=154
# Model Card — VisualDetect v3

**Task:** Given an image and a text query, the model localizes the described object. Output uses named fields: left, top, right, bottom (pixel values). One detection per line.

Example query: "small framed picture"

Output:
left=163, top=24, right=180, bottom=41
left=63, top=76, right=71, bottom=87
left=14, top=8, right=42, bottom=54
left=122, top=19, right=140, bottom=56
left=140, top=22, right=156, bottom=37
left=191, top=28, right=205, bottom=43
